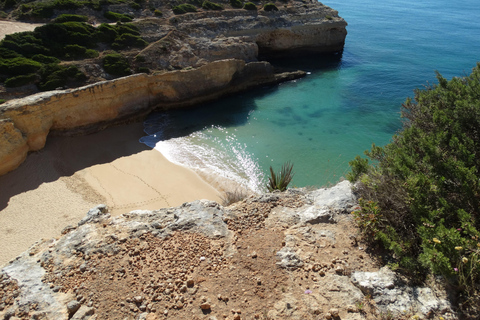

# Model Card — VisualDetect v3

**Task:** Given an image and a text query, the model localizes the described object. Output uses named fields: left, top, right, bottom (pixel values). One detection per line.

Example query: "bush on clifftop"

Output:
left=172, top=3, right=197, bottom=14
left=347, top=63, right=480, bottom=318
left=243, top=2, right=256, bottom=10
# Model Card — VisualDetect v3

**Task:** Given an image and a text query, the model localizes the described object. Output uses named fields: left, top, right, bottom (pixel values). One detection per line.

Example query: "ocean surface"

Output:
left=140, top=0, right=480, bottom=193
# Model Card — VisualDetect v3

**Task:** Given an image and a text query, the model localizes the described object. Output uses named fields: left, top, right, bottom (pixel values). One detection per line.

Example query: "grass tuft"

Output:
left=267, top=161, right=294, bottom=192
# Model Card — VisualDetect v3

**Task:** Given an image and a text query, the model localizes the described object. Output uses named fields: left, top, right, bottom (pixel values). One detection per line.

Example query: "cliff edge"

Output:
left=0, top=181, right=456, bottom=319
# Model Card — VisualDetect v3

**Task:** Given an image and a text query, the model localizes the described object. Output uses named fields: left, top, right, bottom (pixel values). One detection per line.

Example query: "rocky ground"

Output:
left=0, top=181, right=457, bottom=320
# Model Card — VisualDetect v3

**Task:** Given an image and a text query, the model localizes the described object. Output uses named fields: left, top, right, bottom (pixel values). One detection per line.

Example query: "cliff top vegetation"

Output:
left=347, top=63, right=480, bottom=319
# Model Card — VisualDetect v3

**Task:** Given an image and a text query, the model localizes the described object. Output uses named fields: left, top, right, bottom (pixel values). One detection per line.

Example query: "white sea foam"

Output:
left=153, top=126, right=265, bottom=195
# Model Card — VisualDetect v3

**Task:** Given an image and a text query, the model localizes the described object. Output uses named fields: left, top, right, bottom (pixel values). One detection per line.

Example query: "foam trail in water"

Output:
left=143, top=125, right=265, bottom=195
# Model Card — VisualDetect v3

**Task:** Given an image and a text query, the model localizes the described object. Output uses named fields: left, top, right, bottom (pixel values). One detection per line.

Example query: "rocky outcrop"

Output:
left=0, top=59, right=304, bottom=175
left=0, top=181, right=457, bottom=319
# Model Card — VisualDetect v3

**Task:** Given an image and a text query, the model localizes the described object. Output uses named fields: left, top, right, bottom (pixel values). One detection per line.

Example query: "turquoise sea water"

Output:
left=140, top=0, right=480, bottom=192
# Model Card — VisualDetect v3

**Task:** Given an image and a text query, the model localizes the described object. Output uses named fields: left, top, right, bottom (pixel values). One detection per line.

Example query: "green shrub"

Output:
left=0, top=57, right=42, bottom=75
left=53, top=14, right=88, bottom=23
left=35, top=22, right=98, bottom=50
left=4, top=73, right=37, bottom=87
left=349, top=63, right=480, bottom=316
left=31, top=54, right=60, bottom=64
left=129, top=1, right=140, bottom=9
left=0, top=99, right=5, bottom=104
left=172, top=3, right=197, bottom=14
left=229, top=0, right=243, bottom=8
left=267, top=161, right=294, bottom=192
left=104, top=11, right=133, bottom=22
left=243, top=2, right=256, bottom=10
left=137, top=66, right=149, bottom=73
left=62, top=44, right=98, bottom=59
left=0, top=47, right=21, bottom=59
left=112, top=33, right=147, bottom=49
left=1, top=31, right=50, bottom=57
left=116, top=23, right=140, bottom=36
left=325, top=15, right=332, bottom=20
left=154, top=9, right=162, bottom=16
left=37, top=63, right=86, bottom=91
left=202, top=1, right=223, bottom=10
left=96, top=23, right=118, bottom=43
left=263, top=2, right=277, bottom=11
left=102, top=52, right=130, bottom=76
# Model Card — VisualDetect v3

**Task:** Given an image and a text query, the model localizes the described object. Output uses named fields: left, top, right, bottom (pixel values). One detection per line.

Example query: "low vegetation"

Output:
left=263, top=3, right=278, bottom=11
left=102, top=52, right=131, bottom=76
left=220, top=188, right=249, bottom=206
left=347, top=63, right=480, bottom=318
left=229, top=0, right=243, bottom=8
left=267, top=161, right=294, bottom=192
left=202, top=0, right=223, bottom=10
left=172, top=3, right=197, bottom=14
left=243, top=2, right=256, bottom=10
left=0, top=19, right=147, bottom=91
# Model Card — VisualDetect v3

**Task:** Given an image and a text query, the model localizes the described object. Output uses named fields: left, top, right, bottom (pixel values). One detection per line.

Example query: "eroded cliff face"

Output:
left=0, top=0, right=347, bottom=176
left=0, top=60, right=304, bottom=175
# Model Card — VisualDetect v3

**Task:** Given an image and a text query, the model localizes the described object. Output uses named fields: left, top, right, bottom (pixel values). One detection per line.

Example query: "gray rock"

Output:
left=308, top=180, right=356, bottom=213
left=351, top=267, right=454, bottom=318
left=70, top=306, right=94, bottom=320
left=67, top=300, right=81, bottom=316
left=78, top=204, right=109, bottom=226
left=276, top=247, right=303, bottom=269
left=351, top=266, right=396, bottom=295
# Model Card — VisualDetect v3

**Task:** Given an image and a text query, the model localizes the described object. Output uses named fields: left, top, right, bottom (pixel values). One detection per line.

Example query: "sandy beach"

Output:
left=0, top=122, right=221, bottom=267
left=0, top=21, right=44, bottom=40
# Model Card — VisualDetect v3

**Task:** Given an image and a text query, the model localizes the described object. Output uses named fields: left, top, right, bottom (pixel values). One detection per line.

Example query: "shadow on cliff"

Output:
left=140, top=85, right=281, bottom=146
left=0, top=122, right=149, bottom=211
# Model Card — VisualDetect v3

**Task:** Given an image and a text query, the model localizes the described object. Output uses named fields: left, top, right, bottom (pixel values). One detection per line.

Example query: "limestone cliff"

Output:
left=0, top=0, right=347, bottom=176
left=0, top=60, right=303, bottom=175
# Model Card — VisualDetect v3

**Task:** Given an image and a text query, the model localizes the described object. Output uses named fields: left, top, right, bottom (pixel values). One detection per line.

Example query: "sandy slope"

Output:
left=0, top=123, right=221, bottom=267
left=0, top=21, right=44, bottom=40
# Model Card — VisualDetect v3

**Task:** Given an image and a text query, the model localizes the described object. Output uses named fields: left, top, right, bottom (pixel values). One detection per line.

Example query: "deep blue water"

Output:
left=140, top=0, right=480, bottom=192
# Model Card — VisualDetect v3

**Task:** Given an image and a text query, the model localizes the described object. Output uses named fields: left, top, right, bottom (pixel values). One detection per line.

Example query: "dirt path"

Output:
left=0, top=21, right=44, bottom=40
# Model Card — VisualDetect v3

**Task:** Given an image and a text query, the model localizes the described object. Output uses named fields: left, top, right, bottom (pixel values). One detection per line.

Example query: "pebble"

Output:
left=200, top=303, right=211, bottom=310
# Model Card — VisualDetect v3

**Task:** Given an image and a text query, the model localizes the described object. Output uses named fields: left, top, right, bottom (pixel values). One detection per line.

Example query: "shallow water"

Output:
left=140, top=0, right=480, bottom=191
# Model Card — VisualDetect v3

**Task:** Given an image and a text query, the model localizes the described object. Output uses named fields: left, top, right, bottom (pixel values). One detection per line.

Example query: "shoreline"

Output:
left=0, top=122, right=221, bottom=267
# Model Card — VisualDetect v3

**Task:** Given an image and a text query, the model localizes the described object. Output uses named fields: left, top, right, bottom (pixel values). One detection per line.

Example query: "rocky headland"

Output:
left=0, top=181, right=457, bottom=319
left=0, top=0, right=346, bottom=176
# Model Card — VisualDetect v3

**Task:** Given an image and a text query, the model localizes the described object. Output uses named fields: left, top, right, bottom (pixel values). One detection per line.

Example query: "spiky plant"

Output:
left=267, top=161, right=294, bottom=192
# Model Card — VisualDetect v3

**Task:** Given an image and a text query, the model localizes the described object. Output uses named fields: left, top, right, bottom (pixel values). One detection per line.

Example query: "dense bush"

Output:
left=35, top=22, right=98, bottom=50
left=0, top=57, right=42, bottom=75
left=1, top=31, right=50, bottom=57
left=4, top=73, right=37, bottom=87
left=172, top=3, right=197, bottom=14
left=104, top=11, right=133, bottom=22
left=348, top=64, right=480, bottom=316
left=31, top=54, right=60, bottom=64
left=154, top=9, right=162, bottom=16
left=96, top=23, right=118, bottom=42
left=0, top=47, right=21, bottom=59
left=102, top=52, right=131, bottom=76
left=37, top=63, right=86, bottom=91
left=53, top=14, right=88, bottom=22
left=112, top=33, right=147, bottom=50
left=243, top=2, right=256, bottom=10
left=201, top=1, right=223, bottom=10
left=263, top=2, right=278, bottom=11
left=229, top=0, right=243, bottom=8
